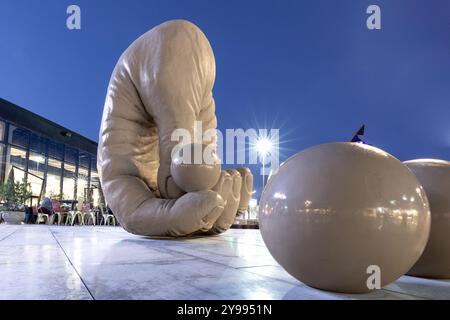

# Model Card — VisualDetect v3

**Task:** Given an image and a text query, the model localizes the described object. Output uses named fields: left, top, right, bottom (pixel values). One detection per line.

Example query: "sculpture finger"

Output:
left=236, top=167, right=254, bottom=214
left=207, top=169, right=242, bottom=234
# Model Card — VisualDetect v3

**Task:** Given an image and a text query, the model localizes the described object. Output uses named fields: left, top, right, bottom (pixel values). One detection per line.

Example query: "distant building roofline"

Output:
left=0, top=97, right=98, bottom=155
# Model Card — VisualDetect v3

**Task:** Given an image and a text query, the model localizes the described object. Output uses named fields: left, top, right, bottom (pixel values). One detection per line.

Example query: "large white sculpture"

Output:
left=259, top=143, right=431, bottom=293
left=98, top=20, right=253, bottom=237
left=405, top=159, right=450, bottom=278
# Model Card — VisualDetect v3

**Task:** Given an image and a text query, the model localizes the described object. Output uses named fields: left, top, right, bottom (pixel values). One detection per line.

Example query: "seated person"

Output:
left=24, top=205, right=34, bottom=224
left=38, top=196, right=54, bottom=215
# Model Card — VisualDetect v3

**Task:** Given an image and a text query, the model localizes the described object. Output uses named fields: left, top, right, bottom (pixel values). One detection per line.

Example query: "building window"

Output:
left=46, top=158, right=62, bottom=198
left=30, top=134, right=47, bottom=155
left=9, top=126, right=29, bottom=149
left=90, top=163, right=100, bottom=207
left=6, top=148, right=27, bottom=194
left=48, top=141, right=64, bottom=160
left=0, top=121, right=5, bottom=142
left=0, top=143, right=5, bottom=181
left=78, top=167, right=89, bottom=201
left=63, top=162, right=76, bottom=200
left=28, top=152, right=46, bottom=200
left=65, top=147, right=78, bottom=165
left=28, top=152, right=46, bottom=177
left=9, top=147, right=27, bottom=171
left=79, top=152, right=90, bottom=169
left=90, top=157, right=97, bottom=180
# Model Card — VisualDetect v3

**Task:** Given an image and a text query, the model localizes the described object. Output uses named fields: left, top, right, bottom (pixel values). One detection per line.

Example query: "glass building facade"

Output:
left=0, top=98, right=101, bottom=208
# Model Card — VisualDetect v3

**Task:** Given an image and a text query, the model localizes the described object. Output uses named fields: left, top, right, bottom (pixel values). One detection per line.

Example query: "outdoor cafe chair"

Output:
left=36, top=207, right=49, bottom=225
left=49, top=200, right=65, bottom=225
left=82, top=204, right=96, bottom=226
left=66, top=210, right=83, bottom=226
left=100, top=205, right=116, bottom=226
left=66, top=200, right=84, bottom=226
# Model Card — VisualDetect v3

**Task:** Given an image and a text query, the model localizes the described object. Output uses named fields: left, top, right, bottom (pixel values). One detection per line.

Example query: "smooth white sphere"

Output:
left=170, top=143, right=221, bottom=192
left=405, top=159, right=450, bottom=279
left=259, top=142, right=431, bottom=293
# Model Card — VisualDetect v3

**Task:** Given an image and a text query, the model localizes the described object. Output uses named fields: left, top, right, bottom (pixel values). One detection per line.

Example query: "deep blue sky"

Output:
left=1, top=0, right=450, bottom=194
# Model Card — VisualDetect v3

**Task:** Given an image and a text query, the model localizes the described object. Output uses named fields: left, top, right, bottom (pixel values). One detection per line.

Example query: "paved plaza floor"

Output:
left=0, top=225, right=448, bottom=300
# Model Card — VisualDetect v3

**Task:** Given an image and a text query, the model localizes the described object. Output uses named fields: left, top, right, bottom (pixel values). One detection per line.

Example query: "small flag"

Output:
left=351, top=125, right=367, bottom=144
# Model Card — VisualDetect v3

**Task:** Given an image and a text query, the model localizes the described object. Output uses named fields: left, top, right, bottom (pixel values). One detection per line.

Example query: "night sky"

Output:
left=1, top=0, right=449, bottom=195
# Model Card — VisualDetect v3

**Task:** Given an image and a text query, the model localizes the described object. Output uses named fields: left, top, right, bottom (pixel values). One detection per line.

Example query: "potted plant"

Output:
left=0, top=179, right=32, bottom=224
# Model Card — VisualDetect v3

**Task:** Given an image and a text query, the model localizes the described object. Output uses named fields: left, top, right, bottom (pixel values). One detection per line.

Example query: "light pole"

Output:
left=262, top=154, right=265, bottom=187
left=256, top=137, right=272, bottom=189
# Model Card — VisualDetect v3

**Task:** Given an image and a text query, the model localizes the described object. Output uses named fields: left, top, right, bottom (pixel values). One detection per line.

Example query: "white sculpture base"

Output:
left=1, top=211, right=25, bottom=225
